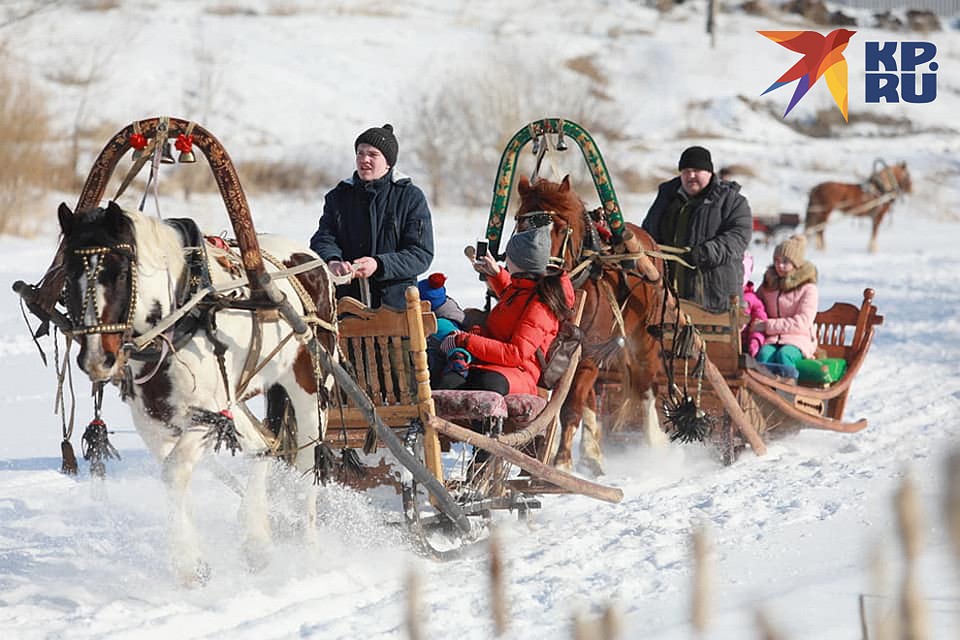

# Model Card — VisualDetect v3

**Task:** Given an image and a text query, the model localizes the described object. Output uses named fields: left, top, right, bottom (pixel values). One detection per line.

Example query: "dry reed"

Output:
left=895, top=475, right=928, bottom=640
left=405, top=567, right=424, bottom=640
left=489, top=528, right=508, bottom=636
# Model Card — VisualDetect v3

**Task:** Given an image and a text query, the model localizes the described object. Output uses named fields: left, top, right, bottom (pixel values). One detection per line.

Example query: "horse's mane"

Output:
left=518, top=178, right=585, bottom=223
left=124, top=209, right=186, bottom=272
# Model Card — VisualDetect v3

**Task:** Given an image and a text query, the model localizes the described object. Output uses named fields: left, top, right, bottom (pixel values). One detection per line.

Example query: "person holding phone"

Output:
left=310, top=124, right=434, bottom=309
left=437, top=223, right=574, bottom=396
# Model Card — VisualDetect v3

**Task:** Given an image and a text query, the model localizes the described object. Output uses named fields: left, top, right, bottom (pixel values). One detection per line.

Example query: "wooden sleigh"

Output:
left=12, top=116, right=617, bottom=558
left=322, top=288, right=621, bottom=552
left=644, top=288, right=883, bottom=462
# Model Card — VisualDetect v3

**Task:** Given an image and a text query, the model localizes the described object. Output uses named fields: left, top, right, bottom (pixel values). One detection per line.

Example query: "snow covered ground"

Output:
left=1, top=1, right=959, bottom=638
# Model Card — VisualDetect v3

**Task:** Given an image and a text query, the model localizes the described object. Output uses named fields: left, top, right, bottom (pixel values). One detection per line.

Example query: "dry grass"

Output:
left=0, top=52, right=71, bottom=235
left=204, top=3, right=259, bottom=17
left=235, top=158, right=335, bottom=194
left=265, top=3, right=308, bottom=17
left=77, top=0, right=120, bottom=11
left=565, top=55, right=607, bottom=86
left=45, top=66, right=102, bottom=87
left=614, top=167, right=664, bottom=194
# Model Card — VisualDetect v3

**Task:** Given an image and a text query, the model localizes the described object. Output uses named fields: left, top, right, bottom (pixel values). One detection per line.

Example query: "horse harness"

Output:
left=514, top=207, right=664, bottom=339
left=64, top=218, right=332, bottom=396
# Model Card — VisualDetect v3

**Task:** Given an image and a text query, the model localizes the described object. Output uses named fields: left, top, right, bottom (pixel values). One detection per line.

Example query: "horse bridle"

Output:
left=514, top=209, right=578, bottom=270
left=65, top=243, right=138, bottom=338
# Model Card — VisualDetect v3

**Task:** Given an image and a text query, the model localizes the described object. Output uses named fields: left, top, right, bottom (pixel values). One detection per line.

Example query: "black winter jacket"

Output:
left=310, top=169, right=434, bottom=309
left=642, top=175, right=752, bottom=312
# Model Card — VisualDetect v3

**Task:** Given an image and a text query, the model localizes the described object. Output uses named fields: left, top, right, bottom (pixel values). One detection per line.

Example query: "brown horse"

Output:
left=805, top=161, right=911, bottom=253
left=515, top=175, right=666, bottom=475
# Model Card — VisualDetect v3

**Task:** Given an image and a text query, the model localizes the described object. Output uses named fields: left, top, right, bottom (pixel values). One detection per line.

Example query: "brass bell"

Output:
left=531, top=135, right=541, bottom=155
left=556, top=131, right=568, bottom=151
left=178, top=148, right=196, bottom=163
left=161, top=140, right=176, bottom=164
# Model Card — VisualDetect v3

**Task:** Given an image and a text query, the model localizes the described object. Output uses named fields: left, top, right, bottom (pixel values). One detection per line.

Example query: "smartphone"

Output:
left=475, top=240, right=489, bottom=281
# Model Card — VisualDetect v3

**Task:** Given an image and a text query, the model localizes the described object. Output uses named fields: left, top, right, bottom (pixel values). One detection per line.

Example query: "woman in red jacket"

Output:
left=438, top=223, right=575, bottom=396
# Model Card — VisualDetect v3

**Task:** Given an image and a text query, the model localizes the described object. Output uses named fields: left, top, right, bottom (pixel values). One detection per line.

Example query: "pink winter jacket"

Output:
left=757, top=262, right=819, bottom=358
left=742, top=282, right=767, bottom=357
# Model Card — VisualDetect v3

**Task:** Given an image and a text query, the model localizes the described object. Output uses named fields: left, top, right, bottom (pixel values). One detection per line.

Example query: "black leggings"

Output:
left=437, top=368, right=510, bottom=396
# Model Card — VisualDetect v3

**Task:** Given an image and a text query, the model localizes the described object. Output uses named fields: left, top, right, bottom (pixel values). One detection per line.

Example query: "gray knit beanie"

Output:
left=506, top=223, right=553, bottom=275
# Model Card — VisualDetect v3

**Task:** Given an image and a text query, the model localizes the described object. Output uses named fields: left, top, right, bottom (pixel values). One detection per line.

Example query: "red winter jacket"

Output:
left=457, top=268, right=575, bottom=395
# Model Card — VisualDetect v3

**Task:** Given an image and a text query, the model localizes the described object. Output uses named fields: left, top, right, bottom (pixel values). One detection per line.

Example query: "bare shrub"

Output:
left=78, top=0, right=121, bottom=11
left=405, top=53, right=624, bottom=208
left=617, top=167, right=664, bottom=194
left=204, top=3, right=258, bottom=17
left=266, top=3, right=307, bottom=17
left=565, top=55, right=607, bottom=86
left=0, top=50, right=66, bottom=235
left=235, top=159, right=335, bottom=195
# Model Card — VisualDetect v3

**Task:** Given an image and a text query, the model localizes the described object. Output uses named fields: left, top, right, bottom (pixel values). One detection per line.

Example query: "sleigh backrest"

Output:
left=327, top=288, right=437, bottom=449
left=814, top=288, right=883, bottom=362
left=670, top=296, right=745, bottom=377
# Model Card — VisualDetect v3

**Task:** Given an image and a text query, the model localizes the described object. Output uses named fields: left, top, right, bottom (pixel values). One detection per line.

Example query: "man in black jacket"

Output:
left=310, top=124, right=434, bottom=309
left=641, top=146, right=752, bottom=312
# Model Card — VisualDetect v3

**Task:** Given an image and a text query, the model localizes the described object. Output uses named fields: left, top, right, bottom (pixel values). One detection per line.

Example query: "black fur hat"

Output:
left=355, top=123, right=398, bottom=166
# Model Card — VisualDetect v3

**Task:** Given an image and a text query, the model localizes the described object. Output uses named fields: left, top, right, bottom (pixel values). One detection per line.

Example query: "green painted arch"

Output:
left=485, top=118, right=624, bottom=258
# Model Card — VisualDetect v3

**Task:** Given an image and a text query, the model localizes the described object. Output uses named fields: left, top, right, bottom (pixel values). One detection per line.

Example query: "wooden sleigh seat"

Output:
left=656, top=288, right=883, bottom=440
left=327, top=287, right=568, bottom=489
left=743, top=288, right=883, bottom=432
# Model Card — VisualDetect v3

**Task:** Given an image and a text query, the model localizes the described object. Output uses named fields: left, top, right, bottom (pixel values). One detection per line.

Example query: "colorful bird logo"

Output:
left=759, top=29, right=856, bottom=121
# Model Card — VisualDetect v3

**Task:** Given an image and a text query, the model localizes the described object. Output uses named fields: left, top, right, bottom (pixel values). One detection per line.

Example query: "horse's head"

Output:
left=516, top=175, right=586, bottom=270
left=58, top=201, right=138, bottom=382
left=895, top=162, right=912, bottom=194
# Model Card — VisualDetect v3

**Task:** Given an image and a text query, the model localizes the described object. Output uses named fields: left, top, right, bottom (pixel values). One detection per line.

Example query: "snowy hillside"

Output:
left=1, top=1, right=960, bottom=639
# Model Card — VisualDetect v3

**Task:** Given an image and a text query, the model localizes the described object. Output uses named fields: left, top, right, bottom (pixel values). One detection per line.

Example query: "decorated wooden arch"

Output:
left=484, top=118, right=625, bottom=258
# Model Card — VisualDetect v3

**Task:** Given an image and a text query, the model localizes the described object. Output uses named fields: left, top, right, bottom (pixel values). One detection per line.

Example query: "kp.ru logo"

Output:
left=865, top=41, right=938, bottom=103
left=759, top=30, right=938, bottom=119
left=759, top=29, right=856, bottom=121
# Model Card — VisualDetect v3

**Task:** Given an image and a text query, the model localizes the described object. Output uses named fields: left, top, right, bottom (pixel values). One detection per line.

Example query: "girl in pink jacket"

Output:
left=741, top=251, right=767, bottom=358
left=754, top=234, right=819, bottom=376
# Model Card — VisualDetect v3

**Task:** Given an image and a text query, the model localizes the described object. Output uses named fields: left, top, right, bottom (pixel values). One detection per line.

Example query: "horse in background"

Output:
left=805, top=161, right=911, bottom=253
left=57, top=201, right=338, bottom=585
left=515, top=175, right=667, bottom=475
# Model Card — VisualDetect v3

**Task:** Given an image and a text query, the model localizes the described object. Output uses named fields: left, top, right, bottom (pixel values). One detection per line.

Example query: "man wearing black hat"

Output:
left=641, top=145, right=752, bottom=312
left=310, top=123, right=434, bottom=309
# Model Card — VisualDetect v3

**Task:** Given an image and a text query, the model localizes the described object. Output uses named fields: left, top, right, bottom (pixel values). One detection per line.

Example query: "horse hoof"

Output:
left=245, top=546, right=271, bottom=574
left=576, top=458, right=605, bottom=478
left=177, top=559, right=212, bottom=588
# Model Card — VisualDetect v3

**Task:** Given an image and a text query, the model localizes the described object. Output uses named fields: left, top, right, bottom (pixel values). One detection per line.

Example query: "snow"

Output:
left=1, top=1, right=960, bottom=638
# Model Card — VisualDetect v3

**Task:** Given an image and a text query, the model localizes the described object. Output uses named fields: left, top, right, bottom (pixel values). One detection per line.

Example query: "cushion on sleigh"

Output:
left=796, top=358, right=848, bottom=385
left=431, top=389, right=508, bottom=420
left=503, top=393, right=547, bottom=424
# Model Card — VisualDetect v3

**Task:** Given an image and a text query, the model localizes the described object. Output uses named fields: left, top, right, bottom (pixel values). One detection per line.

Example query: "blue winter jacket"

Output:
left=310, top=169, right=434, bottom=309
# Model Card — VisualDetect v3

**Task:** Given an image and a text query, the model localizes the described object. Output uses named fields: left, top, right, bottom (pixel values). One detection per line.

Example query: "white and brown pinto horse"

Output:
left=58, top=201, right=337, bottom=585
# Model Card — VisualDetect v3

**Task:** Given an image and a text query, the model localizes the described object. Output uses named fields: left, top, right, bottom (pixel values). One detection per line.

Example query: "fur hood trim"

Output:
left=762, top=260, right=817, bottom=292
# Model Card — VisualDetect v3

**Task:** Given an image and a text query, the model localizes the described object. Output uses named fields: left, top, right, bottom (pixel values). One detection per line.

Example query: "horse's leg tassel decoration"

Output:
left=81, top=418, right=121, bottom=477
left=195, top=408, right=242, bottom=455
